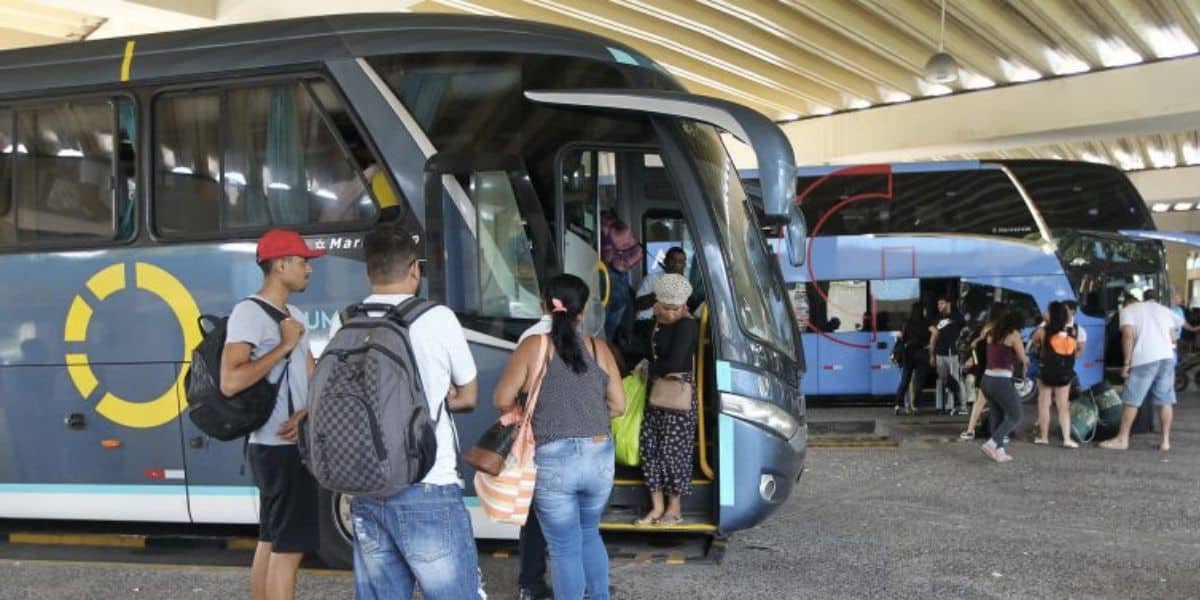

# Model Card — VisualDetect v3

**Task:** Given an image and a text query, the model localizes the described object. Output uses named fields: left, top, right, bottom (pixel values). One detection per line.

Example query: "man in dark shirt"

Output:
left=929, top=297, right=966, bottom=415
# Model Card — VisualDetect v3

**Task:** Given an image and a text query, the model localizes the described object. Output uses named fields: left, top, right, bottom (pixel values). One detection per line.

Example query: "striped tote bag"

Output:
left=475, top=335, right=550, bottom=526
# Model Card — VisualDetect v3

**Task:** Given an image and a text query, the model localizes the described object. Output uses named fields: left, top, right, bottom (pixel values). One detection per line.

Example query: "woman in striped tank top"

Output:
left=494, top=274, right=626, bottom=600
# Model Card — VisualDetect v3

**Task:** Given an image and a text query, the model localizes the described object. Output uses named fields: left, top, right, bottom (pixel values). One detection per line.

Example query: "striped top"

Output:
left=532, top=340, right=611, bottom=446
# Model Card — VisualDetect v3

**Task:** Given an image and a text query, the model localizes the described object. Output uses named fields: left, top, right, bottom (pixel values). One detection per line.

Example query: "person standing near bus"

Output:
left=929, top=297, right=967, bottom=415
left=335, top=225, right=485, bottom=599
left=1033, top=302, right=1081, bottom=448
left=1100, top=289, right=1184, bottom=453
left=494, top=274, right=626, bottom=600
left=895, top=301, right=931, bottom=415
left=980, top=309, right=1029, bottom=463
left=220, top=228, right=324, bottom=600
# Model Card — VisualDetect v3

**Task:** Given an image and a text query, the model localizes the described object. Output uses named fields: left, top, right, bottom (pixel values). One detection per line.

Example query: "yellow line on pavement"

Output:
left=9, top=533, right=145, bottom=549
left=0, top=558, right=351, bottom=577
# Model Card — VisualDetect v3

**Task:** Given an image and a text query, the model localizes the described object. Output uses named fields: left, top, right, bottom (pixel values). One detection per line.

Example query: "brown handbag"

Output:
left=649, top=373, right=693, bottom=413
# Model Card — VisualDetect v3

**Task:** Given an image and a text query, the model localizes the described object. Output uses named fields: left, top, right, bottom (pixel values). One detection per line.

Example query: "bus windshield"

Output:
left=675, top=120, right=796, bottom=358
left=1003, top=161, right=1154, bottom=232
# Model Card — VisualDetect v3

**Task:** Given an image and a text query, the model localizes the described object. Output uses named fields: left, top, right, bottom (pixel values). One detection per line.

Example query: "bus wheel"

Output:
left=317, top=488, right=354, bottom=569
left=1015, top=378, right=1038, bottom=405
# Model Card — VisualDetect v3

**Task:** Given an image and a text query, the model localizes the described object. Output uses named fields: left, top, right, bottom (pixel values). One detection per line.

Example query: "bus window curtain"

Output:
left=116, top=100, right=136, bottom=239
left=265, top=86, right=309, bottom=225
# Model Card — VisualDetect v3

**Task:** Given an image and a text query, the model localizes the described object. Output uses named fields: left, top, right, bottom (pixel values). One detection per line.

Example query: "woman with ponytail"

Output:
left=494, top=274, right=625, bottom=600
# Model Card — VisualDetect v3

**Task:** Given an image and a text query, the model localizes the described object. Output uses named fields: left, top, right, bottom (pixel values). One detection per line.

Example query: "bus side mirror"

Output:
left=785, top=203, right=806, bottom=266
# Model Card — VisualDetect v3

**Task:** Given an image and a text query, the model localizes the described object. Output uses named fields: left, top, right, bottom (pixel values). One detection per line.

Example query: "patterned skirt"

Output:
left=639, top=373, right=698, bottom=496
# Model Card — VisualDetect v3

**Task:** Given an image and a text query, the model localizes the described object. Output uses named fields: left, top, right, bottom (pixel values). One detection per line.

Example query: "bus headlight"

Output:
left=721, top=392, right=800, bottom=440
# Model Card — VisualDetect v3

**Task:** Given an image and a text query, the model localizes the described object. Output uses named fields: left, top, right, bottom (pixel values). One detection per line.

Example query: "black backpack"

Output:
left=184, top=298, right=292, bottom=442
left=1038, top=329, right=1078, bottom=387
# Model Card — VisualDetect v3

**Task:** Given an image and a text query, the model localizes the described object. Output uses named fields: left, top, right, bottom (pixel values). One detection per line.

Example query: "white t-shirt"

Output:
left=328, top=294, right=478, bottom=487
left=636, top=274, right=663, bottom=321
left=224, top=296, right=312, bottom=446
left=1119, top=301, right=1185, bottom=367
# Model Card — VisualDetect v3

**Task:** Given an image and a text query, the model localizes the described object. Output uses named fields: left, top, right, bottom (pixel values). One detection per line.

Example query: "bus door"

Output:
left=422, top=153, right=557, bottom=536
left=810, top=280, right=872, bottom=395
left=870, top=278, right=920, bottom=396
left=557, top=149, right=623, bottom=338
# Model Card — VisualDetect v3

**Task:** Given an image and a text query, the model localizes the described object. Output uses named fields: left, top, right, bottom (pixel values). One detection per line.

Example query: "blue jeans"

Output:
left=534, top=436, right=615, bottom=600
left=351, top=484, right=485, bottom=600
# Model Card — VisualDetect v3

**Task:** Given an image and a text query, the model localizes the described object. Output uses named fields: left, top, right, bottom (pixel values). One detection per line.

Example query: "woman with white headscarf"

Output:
left=634, top=273, right=699, bottom=526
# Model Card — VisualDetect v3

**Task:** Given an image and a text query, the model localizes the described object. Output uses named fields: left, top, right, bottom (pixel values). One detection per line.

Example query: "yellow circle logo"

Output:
left=63, top=262, right=201, bottom=429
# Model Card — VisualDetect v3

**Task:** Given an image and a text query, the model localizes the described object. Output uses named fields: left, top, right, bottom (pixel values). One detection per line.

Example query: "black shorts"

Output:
left=249, top=443, right=320, bottom=554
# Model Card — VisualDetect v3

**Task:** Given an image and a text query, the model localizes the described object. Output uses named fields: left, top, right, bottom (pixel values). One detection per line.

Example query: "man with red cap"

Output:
left=219, top=228, right=325, bottom=600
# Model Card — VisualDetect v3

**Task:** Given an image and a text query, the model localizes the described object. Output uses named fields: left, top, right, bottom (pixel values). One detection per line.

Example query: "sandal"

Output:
left=658, top=514, right=684, bottom=526
left=633, top=515, right=660, bottom=526
left=1033, top=437, right=1049, bottom=445
left=1062, top=440, right=1079, bottom=449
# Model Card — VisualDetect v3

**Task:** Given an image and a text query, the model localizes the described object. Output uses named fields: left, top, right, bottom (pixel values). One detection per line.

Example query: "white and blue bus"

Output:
left=745, top=160, right=1191, bottom=404
left=0, top=15, right=808, bottom=566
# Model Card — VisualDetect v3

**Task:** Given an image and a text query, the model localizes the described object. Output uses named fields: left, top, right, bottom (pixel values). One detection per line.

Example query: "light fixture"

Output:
left=1151, top=203, right=1170, bottom=213
left=924, top=0, right=959, bottom=84
left=1173, top=202, right=1194, bottom=211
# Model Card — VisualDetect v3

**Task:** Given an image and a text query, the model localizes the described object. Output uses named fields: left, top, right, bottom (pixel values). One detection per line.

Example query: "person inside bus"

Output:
left=929, top=297, right=967, bottom=415
left=636, top=274, right=700, bottom=526
left=335, top=225, right=485, bottom=600
left=220, top=228, right=324, bottom=600
left=895, top=301, right=931, bottom=415
left=494, top=274, right=625, bottom=600
left=601, top=214, right=643, bottom=356
left=979, top=307, right=1030, bottom=463
left=961, top=302, right=1006, bottom=440
left=633, top=247, right=689, bottom=359
left=1031, top=301, right=1082, bottom=448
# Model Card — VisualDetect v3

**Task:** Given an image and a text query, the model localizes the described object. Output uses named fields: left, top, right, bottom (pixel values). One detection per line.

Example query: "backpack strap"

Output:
left=387, top=296, right=439, bottom=328
left=244, top=297, right=295, bottom=415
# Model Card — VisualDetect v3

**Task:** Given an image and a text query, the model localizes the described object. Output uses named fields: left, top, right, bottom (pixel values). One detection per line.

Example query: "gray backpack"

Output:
left=301, top=297, right=440, bottom=498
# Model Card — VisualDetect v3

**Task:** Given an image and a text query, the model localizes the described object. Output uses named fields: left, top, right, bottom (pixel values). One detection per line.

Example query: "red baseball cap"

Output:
left=256, top=229, right=326, bottom=262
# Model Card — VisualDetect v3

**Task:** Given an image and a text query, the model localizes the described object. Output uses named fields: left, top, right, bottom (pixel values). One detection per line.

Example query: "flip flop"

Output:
left=658, top=514, right=684, bottom=526
left=633, top=515, right=659, bottom=526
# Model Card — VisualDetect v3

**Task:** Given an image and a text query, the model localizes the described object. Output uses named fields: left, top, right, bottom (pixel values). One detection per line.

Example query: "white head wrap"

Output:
left=654, top=273, right=693, bottom=306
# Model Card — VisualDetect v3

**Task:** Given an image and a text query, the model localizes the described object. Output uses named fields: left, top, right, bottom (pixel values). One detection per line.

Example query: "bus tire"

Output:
left=316, top=488, right=354, bottom=569
left=1015, top=378, right=1037, bottom=405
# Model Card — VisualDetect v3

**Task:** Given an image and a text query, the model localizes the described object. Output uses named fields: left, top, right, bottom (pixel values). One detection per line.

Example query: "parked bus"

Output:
left=0, top=15, right=808, bottom=567
left=743, top=160, right=1183, bottom=404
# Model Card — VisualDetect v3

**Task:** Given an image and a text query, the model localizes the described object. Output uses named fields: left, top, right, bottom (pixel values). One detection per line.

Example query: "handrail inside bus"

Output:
left=696, top=303, right=715, bottom=481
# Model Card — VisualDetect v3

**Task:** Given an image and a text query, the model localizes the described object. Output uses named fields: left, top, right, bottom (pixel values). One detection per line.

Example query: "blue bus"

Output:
left=0, top=15, right=808, bottom=566
left=744, top=160, right=1186, bottom=403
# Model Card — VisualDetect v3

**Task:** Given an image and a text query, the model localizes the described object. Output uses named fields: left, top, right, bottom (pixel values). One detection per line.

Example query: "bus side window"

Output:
left=12, top=99, right=124, bottom=244
left=153, top=79, right=380, bottom=237
left=0, top=108, right=12, bottom=245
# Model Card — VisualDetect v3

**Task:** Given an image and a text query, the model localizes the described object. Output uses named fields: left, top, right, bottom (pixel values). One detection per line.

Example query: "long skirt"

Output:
left=639, top=374, right=697, bottom=497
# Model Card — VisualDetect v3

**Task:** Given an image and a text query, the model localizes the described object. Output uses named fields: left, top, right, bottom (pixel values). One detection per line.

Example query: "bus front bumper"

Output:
left=716, top=411, right=807, bottom=534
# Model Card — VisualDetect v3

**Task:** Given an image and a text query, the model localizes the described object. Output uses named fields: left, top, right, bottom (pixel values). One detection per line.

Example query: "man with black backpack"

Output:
left=219, top=228, right=324, bottom=600
left=318, top=224, right=484, bottom=600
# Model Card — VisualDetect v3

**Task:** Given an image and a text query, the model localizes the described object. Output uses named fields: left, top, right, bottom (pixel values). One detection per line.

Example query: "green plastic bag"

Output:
left=612, top=368, right=647, bottom=467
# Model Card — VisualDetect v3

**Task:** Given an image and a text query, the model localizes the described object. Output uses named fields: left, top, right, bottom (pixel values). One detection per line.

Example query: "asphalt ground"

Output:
left=0, top=397, right=1195, bottom=599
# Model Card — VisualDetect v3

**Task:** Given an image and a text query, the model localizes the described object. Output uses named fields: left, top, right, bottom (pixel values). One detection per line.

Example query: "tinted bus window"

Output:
left=1005, top=162, right=1153, bottom=232
left=154, top=80, right=378, bottom=236
left=0, top=109, right=11, bottom=244
left=798, top=170, right=1038, bottom=239
left=9, top=98, right=132, bottom=245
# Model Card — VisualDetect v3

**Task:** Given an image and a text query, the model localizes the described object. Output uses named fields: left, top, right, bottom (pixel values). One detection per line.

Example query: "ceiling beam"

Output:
left=852, top=0, right=1010, bottom=84
left=940, top=0, right=1057, bottom=75
left=1010, top=0, right=1105, bottom=68
left=747, top=55, right=1200, bottom=167
left=520, top=0, right=844, bottom=109
left=130, top=0, right=217, bottom=20
left=0, top=27, right=70, bottom=49
left=614, top=0, right=884, bottom=106
left=698, top=0, right=921, bottom=98
left=432, top=0, right=800, bottom=118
